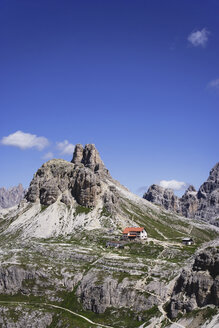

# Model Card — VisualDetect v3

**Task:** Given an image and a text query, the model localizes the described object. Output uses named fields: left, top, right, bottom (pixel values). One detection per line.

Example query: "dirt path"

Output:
left=0, top=297, right=186, bottom=328
left=0, top=300, right=113, bottom=328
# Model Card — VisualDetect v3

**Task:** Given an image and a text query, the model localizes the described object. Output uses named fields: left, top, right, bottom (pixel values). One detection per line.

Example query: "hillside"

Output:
left=0, top=144, right=218, bottom=327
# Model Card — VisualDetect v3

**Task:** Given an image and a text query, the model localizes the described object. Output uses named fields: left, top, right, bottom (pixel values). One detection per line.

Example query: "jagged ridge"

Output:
left=0, top=184, right=25, bottom=209
left=143, top=162, right=219, bottom=225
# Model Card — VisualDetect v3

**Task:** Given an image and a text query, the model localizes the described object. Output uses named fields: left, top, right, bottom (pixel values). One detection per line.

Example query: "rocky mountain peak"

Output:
left=198, top=162, right=219, bottom=196
left=143, top=184, right=180, bottom=212
left=186, top=185, right=196, bottom=193
left=208, top=162, right=219, bottom=183
left=26, top=143, right=115, bottom=211
left=143, top=162, right=219, bottom=225
left=72, top=144, right=105, bottom=172
left=0, top=184, right=25, bottom=208
left=71, top=144, right=84, bottom=164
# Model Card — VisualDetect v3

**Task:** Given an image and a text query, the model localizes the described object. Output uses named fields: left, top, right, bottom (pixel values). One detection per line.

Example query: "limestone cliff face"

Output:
left=76, top=269, right=160, bottom=315
left=196, top=163, right=219, bottom=222
left=0, top=265, right=43, bottom=294
left=143, top=184, right=180, bottom=213
left=143, top=184, right=200, bottom=218
left=169, top=247, right=219, bottom=318
left=0, top=264, right=81, bottom=295
left=26, top=144, right=115, bottom=210
left=180, top=185, right=199, bottom=218
left=143, top=162, right=219, bottom=225
left=0, top=184, right=25, bottom=209
left=71, top=143, right=106, bottom=172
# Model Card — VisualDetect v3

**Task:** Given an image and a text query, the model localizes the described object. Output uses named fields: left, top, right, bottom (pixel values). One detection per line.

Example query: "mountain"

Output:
left=143, top=162, right=219, bottom=226
left=0, top=144, right=218, bottom=327
left=0, top=184, right=25, bottom=209
left=7, top=143, right=138, bottom=239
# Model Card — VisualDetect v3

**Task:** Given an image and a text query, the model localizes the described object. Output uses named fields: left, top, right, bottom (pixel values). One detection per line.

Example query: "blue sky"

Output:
left=0, top=0, right=218, bottom=195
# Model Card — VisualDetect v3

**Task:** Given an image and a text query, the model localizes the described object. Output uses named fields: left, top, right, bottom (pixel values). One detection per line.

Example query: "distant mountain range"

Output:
left=143, top=162, right=219, bottom=226
left=0, top=184, right=25, bottom=209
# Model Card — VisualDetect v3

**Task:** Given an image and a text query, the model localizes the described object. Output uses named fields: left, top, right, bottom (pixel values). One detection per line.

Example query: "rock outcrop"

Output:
left=180, top=185, right=199, bottom=218
left=0, top=305, right=53, bottom=328
left=26, top=144, right=115, bottom=210
left=143, top=184, right=180, bottom=212
left=143, top=162, right=219, bottom=225
left=72, top=143, right=106, bottom=172
left=0, top=265, right=44, bottom=294
left=168, top=247, right=219, bottom=318
left=196, top=163, right=219, bottom=222
left=76, top=269, right=159, bottom=314
left=0, top=184, right=25, bottom=208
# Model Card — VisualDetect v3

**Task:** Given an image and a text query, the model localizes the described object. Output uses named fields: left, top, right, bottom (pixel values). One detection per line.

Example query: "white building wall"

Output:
left=140, top=230, right=147, bottom=239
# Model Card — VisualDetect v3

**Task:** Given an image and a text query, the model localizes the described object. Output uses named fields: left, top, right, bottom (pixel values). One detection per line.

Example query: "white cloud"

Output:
left=159, top=180, right=186, bottom=190
left=188, top=28, right=210, bottom=47
left=56, top=140, right=75, bottom=155
left=1, top=131, right=49, bottom=150
left=208, top=78, right=219, bottom=89
left=42, top=152, right=54, bottom=160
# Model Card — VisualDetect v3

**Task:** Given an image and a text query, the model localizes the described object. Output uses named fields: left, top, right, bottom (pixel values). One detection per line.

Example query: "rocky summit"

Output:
left=196, top=162, right=219, bottom=222
left=0, top=184, right=25, bottom=209
left=26, top=143, right=113, bottom=209
left=0, top=144, right=218, bottom=328
left=6, top=144, right=131, bottom=239
left=143, top=184, right=180, bottom=213
left=143, top=162, right=219, bottom=226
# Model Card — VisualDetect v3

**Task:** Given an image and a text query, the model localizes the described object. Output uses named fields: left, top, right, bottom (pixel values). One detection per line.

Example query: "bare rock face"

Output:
left=72, top=143, right=84, bottom=164
left=168, top=247, right=219, bottom=318
left=143, top=162, right=219, bottom=225
left=26, top=144, right=112, bottom=209
left=0, top=184, right=25, bottom=208
left=76, top=269, right=159, bottom=314
left=0, top=265, right=40, bottom=294
left=72, top=143, right=106, bottom=172
left=180, top=185, right=198, bottom=218
left=72, top=166, right=101, bottom=207
left=143, top=184, right=180, bottom=213
left=196, top=163, right=219, bottom=223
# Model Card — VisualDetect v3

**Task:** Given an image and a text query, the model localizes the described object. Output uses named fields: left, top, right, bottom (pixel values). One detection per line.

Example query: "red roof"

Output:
left=123, top=227, right=144, bottom=234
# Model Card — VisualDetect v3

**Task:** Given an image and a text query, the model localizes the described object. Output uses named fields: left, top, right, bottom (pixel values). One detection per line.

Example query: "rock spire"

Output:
left=26, top=143, right=112, bottom=209
left=72, top=144, right=105, bottom=171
